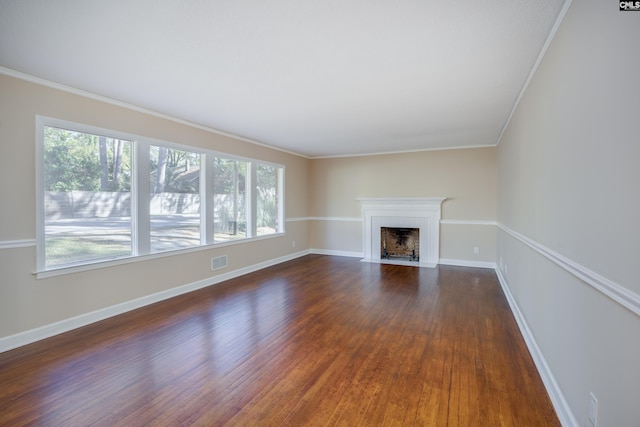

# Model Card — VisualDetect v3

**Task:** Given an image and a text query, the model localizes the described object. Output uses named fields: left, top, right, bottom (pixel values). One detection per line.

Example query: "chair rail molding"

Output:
left=0, top=239, right=36, bottom=250
left=498, top=222, right=640, bottom=317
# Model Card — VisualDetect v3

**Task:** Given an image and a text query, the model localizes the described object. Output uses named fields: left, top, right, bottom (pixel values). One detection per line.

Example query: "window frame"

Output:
left=36, top=116, right=285, bottom=278
left=254, top=161, right=285, bottom=236
left=210, top=154, right=250, bottom=243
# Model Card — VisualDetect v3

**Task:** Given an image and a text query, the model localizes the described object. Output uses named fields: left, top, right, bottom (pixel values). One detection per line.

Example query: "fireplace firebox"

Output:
left=381, top=227, right=419, bottom=261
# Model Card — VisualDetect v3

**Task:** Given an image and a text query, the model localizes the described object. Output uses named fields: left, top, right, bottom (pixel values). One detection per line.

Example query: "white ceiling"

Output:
left=0, top=0, right=567, bottom=158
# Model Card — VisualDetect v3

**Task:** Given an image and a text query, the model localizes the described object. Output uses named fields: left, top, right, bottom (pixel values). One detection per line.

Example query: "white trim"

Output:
left=35, top=232, right=287, bottom=279
left=286, top=216, right=363, bottom=222
left=495, top=267, right=579, bottom=427
left=439, top=258, right=496, bottom=269
left=357, top=197, right=447, bottom=206
left=365, top=258, right=430, bottom=268
left=309, top=216, right=362, bottom=222
left=498, top=223, right=640, bottom=317
left=496, top=0, right=574, bottom=146
left=0, top=239, right=36, bottom=250
left=308, top=254, right=496, bottom=269
left=291, top=218, right=495, bottom=226
left=285, top=217, right=309, bottom=222
left=0, top=249, right=311, bottom=353
left=35, top=116, right=45, bottom=270
left=309, top=143, right=497, bottom=159
left=277, top=167, right=285, bottom=234
left=440, top=219, right=497, bottom=226
left=1, top=66, right=308, bottom=159
left=310, top=249, right=363, bottom=258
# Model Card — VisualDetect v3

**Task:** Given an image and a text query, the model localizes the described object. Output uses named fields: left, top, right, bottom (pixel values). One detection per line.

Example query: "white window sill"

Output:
left=36, top=232, right=286, bottom=279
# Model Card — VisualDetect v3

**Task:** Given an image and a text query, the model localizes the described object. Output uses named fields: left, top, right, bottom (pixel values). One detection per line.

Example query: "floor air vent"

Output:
left=211, top=255, right=228, bottom=271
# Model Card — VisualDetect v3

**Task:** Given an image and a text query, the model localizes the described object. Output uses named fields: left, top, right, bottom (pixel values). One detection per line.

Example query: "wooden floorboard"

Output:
left=0, top=255, right=559, bottom=426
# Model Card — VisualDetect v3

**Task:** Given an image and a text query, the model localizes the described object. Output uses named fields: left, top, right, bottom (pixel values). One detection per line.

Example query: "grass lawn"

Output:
left=45, top=237, right=131, bottom=268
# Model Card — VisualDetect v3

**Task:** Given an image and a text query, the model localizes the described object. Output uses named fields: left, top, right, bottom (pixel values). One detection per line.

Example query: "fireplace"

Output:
left=381, top=227, right=419, bottom=261
left=358, top=197, right=445, bottom=268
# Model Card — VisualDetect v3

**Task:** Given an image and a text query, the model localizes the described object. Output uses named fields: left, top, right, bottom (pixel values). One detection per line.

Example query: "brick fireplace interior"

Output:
left=380, top=227, right=419, bottom=262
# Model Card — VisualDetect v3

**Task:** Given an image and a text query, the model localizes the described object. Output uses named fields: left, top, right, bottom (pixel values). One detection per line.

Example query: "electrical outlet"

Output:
left=473, top=246, right=479, bottom=254
left=589, top=392, right=598, bottom=426
left=292, top=240, right=296, bottom=248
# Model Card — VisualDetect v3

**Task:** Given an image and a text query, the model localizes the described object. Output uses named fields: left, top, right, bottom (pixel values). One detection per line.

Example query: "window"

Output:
left=37, top=117, right=285, bottom=274
left=42, top=125, right=132, bottom=269
left=256, top=164, right=282, bottom=236
left=213, top=157, right=247, bottom=242
left=150, top=146, right=201, bottom=252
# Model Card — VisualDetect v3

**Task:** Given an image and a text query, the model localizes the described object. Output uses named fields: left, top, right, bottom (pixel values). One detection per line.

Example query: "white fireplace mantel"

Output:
left=357, top=197, right=446, bottom=268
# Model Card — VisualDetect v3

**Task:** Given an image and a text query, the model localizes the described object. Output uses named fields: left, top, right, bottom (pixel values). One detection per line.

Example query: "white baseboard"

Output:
left=309, top=248, right=363, bottom=258
left=495, top=268, right=578, bottom=427
left=306, top=253, right=496, bottom=270
left=360, top=258, right=437, bottom=268
left=439, top=258, right=496, bottom=269
left=0, top=250, right=311, bottom=353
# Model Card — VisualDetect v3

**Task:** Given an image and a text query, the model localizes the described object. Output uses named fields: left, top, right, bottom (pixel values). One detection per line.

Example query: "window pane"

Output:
left=256, top=164, right=279, bottom=236
left=43, top=126, right=132, bottom=268
left=213, top=157, right=247, bottom=242
left=149, top=146, right=201, bottom=253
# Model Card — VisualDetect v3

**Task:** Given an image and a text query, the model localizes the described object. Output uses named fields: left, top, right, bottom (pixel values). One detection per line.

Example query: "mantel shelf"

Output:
left=356, top=197, right=446, bottom=206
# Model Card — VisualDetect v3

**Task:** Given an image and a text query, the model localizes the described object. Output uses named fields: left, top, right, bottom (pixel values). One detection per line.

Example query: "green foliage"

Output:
left=44, top=127, right=131, bottom=192
left=45, top=127, right=100, bottom=191
left=213, top=157, right=246, bottom=195
left=150, top=146, right=201, bottom=194
left=43, top=128, right=279, bottom=233
left=46, top=236, right=131, bottom=268
left=256, top=164, right=277, bottom=229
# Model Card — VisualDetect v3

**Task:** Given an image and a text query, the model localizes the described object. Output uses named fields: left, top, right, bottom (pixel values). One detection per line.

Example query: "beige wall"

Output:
left=308, top=147, right=497, bottom=263
left=497, top=0, right=640, bottom=425
left=0, top=74, right=310, bottom=338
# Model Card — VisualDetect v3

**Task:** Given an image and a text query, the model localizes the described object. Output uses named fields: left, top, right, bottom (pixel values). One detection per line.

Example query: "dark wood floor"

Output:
left=0, top=255, right=559, bottom=426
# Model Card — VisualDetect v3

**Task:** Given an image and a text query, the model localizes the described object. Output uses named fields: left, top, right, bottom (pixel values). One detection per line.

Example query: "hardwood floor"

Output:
left=0, top=255, right=559, bottom=426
